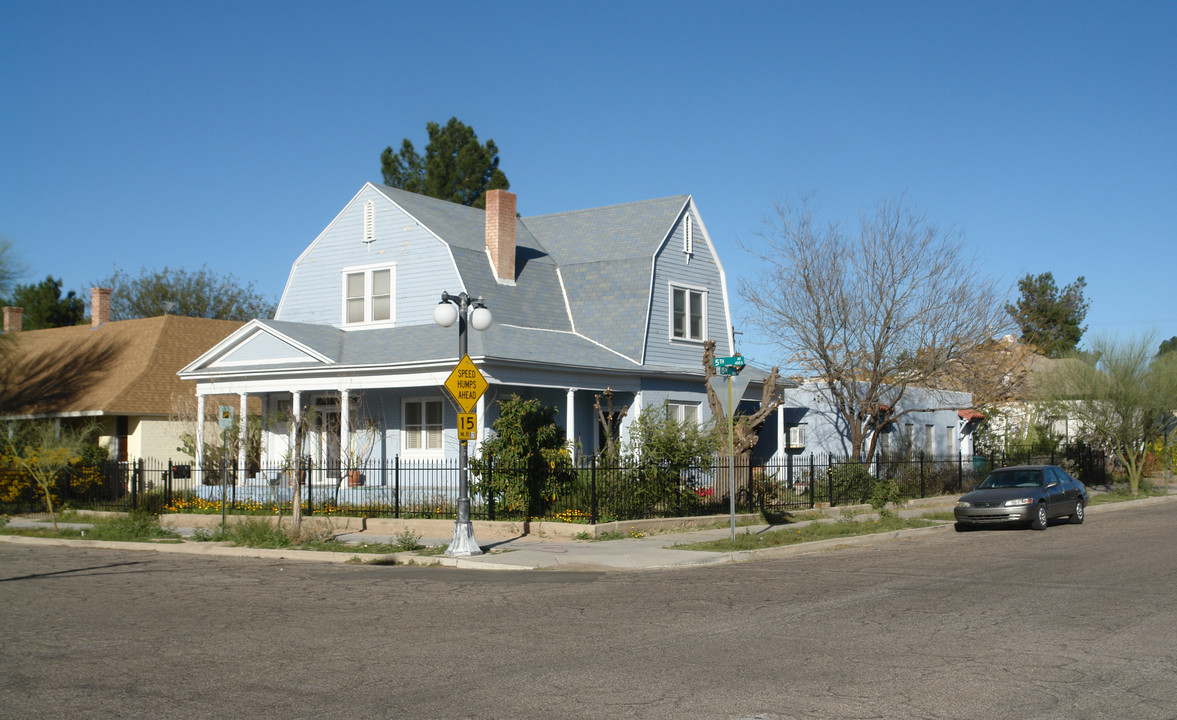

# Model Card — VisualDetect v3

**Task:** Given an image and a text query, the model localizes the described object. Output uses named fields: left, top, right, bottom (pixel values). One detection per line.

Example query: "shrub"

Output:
left=470, top=395, right=574, bottom=519
left=85, top=511, right=179, bottom=542
left=814, top=462, right=874, bottom=504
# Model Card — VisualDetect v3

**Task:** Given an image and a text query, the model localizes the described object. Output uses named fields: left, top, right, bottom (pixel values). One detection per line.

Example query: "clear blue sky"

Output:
left=3, top=1, right=1174, bottom=369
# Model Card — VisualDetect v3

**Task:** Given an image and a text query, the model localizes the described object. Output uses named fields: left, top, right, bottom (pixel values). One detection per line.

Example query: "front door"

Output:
left=314, top=406, right=342, bottom=484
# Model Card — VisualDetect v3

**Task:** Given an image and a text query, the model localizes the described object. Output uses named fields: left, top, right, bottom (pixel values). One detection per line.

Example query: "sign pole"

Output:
left=711, top=354, right=745, bottom=540
left=728, top=374, right=736, bottom=539
left=221, top=428, right=228, bottom=528
left=443, top=301, right=485, bottom=556
left=217, top=405, right=234, bottom=528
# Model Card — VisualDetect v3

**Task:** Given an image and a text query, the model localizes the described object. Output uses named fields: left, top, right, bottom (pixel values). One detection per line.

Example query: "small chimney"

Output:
left=485, top=189, right=516, bottom=283
left=2, top=306, right=22, bottom=334
left=91, top=287, right=112, bottom=328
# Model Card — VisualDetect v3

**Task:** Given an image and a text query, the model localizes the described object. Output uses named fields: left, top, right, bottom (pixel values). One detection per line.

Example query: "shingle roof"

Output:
left=253, top=320, right=649, bottom=374
left=372, top=185, right=691, bottom=354
left=0, top=316, right=243, bottom=418
left=524, top=195, right=690, bottom=359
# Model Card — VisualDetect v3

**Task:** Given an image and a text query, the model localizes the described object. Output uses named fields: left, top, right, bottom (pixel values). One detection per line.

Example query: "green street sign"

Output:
left=713, top=355, right=745, bottom=374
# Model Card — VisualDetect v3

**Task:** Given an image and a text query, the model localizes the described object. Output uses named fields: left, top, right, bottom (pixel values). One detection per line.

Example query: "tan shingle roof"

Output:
left=0, top=316, right=243, bottom=418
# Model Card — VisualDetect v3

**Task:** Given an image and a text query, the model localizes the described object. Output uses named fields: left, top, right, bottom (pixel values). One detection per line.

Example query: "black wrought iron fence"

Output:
left=1, top=446, right=1106, bottom=521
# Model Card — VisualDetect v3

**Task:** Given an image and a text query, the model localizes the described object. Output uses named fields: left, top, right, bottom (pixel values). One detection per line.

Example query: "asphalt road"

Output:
left=2, top=504, right=1175, bottom=720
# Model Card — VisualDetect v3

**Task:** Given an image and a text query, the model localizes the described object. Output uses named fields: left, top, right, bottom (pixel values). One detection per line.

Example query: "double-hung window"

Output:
left=403, top=399, right=443, bottom=454
left=343, top=265, right=394, bottom=326
left=668, top=401, right=700, bottom=425
left=671, top=285, right=706, bottom=341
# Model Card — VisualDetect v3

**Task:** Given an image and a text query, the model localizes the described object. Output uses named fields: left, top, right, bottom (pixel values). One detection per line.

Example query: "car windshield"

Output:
left=978, top=471, right=1042, bottom=489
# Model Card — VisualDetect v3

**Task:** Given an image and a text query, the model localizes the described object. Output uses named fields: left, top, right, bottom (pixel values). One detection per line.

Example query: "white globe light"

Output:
left=470, top=306, right=493, bottom=332
left=433, top=302, right=458, bottom=328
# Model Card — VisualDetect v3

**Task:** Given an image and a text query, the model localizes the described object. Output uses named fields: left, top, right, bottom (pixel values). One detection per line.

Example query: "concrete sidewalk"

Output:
left=5, top=493, right=1175, bottom=571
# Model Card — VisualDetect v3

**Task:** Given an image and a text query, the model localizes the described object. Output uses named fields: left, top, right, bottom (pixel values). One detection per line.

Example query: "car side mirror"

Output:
left=1046, top=480, right=1060, bottom=489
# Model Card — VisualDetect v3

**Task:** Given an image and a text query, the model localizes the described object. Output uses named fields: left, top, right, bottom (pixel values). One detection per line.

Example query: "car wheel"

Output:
left=954, top=522, right=971, bottom=532
left=1030, top=503, right=1048, bottom=531
left=1070, top=500, right=1085, bottom=525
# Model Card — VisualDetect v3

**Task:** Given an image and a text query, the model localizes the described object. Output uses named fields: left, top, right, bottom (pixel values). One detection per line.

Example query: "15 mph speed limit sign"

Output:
left=457, top=413, right=477, bottom=441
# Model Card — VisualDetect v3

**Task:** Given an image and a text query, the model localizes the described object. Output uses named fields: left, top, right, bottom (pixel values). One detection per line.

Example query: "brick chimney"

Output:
left=91, top=287, right=112, bottom=328
left=2, top=306, right=22, bottom=333
left=485, top=189, right=516, bottom=283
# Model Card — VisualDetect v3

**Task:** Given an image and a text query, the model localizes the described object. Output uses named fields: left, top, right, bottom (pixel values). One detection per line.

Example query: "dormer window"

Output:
left=683, top=214, right=693, bottom=256
left=343, top=264, right=394, bottom=326
left=363, top=201, right=376, bottom=245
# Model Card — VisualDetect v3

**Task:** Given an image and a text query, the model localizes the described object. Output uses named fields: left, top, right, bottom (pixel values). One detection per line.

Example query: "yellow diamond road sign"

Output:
left=444, top=354, right=488, bottom=413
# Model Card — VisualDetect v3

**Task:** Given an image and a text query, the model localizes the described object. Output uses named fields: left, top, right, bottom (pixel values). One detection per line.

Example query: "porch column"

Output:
left=340, top=388, right=351, bottom=470
left=566, top=388, right=576, bottom=452
left=472, top=394, right=487, bottom=458
left=238, top=392, right=248, bottom=480
left=777, top=404, right=785, bottom=462
left=196, top=392, right=206, bottom=477
left=290, top=391, right=301, bottom=450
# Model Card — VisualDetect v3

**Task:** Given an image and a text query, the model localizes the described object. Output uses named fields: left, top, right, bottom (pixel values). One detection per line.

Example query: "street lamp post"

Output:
left=434, top=291, right=492, bottom=556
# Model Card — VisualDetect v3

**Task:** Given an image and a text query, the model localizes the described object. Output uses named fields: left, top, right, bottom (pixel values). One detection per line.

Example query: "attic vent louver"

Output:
left=684, top=214, right=694, bottom=256
left=363, top=200, right=375, bottom=244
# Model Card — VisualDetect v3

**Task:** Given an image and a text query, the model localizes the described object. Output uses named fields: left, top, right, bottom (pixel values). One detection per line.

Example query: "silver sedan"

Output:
left=954, top=465, right=1088, bottom=531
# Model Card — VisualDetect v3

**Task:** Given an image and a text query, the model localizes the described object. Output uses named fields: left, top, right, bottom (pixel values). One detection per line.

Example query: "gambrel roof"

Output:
left=183, top=184, right=724, bottom=383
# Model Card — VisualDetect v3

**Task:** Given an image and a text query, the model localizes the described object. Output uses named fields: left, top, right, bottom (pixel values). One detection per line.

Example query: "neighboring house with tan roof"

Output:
left=1, top=288, right=243, bottom=461
left=986, top=351, right=1092, bottom=446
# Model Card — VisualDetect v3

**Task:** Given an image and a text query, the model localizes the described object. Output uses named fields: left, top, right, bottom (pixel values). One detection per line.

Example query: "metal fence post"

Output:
left=590, top=455, right=598, bottom=525
left=808, top=454, right=815, bottom=508
left=394, top=454, right=400, bottom=519
left=305, top=455, right=313, bottom=517
left=486, top=457, right=496, bottom=522
left=827, top=454, right=834, bottom=507
left=920, top=452, right=926, bottom=498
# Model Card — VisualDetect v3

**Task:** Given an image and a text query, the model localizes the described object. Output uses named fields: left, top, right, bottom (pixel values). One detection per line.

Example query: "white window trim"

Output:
left=341, top=263, right=396, bottom=328
left=669, top=282, right=707, bottom=343
left=400, top=397, right=445, bottom=457
left=667, top=401, right=700, bottom=426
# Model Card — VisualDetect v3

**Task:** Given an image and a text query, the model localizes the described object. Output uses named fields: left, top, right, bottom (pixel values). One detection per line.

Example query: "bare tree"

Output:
left=701, top=340, right=784, bottom=457
left=740, top=196, right=1012, bottom=459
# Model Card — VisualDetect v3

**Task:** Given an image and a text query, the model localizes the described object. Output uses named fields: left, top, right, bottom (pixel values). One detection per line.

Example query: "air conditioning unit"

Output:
left=785, top=424, right=807, bottom=449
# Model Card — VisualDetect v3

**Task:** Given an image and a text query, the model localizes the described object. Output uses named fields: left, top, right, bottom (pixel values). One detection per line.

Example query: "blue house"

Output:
left=180, top=184, right=765, bottom=483
left=775, top=382, right=977, bottom=459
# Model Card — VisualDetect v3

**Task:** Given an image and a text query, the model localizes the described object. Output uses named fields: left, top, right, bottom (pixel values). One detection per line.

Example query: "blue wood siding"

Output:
left=643, top=207, right=731, bottom=367
left=277, top=185, right=461, bottom=328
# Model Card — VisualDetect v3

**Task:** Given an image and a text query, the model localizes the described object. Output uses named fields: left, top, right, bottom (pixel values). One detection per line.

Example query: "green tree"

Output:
left=622, top=402, right=719, bottom=513
left=1006, top=272, right=1089, bottom=358
left=0, top=236, right=22, bottom=299
left=96, top=265, right=276, bottom=321
left=380, top=117, right=510, bottom=209
left=0, top=236, right=25, bottom=356
left=1040, top=335, right=1177, bottom=494
left=1, top=275, right=86, bottom=329
left=1158, top=336, right=1177, bottom=357
left=3, top=421, right=96, bottom=529
left=470, top=395, right=573, bottom=519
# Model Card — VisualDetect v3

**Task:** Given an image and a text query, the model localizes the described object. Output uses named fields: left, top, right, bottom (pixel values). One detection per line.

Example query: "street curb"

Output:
left=4, top=493, right=1174, bottom=571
